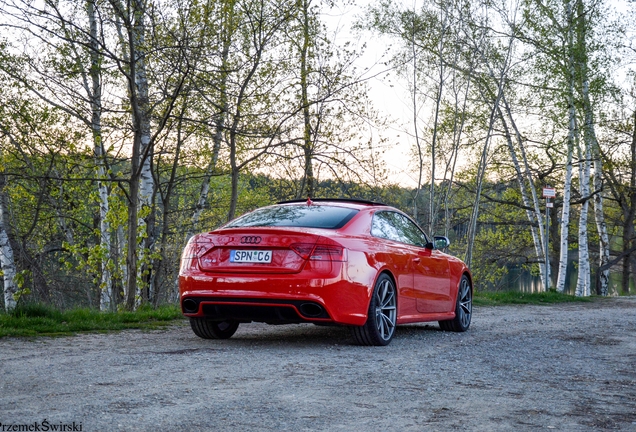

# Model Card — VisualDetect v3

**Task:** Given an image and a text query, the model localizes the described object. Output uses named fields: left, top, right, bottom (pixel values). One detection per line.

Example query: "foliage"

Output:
left=0, top=0, right=635, bottom=312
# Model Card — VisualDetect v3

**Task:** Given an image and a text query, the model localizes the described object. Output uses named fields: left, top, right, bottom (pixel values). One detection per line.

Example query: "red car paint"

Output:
left=179, top=200, right=472, bottom=344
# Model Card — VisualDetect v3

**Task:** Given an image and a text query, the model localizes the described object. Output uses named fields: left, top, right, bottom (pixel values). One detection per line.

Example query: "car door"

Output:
left=412, top=248, right=452, bottom=314
left=371, top=211, right=451, bottom=314
left=370, top=211, right=418, bottom=318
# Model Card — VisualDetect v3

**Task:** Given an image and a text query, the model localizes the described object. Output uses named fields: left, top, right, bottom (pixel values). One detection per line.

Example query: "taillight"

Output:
left=290, top=243, right=315, bottom=260
left=310, top=245, right=347, bottom=261
left=180, top=236, right=214, bottom=273
left=291, top=242, right=347, bottom=262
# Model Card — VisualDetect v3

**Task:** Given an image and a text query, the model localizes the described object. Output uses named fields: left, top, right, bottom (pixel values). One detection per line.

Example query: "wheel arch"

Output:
left=462, top=270, right=474, bottom=291
left=366, top=269, right=398, bottom=311
left=455, top=271, right=473, bottom=302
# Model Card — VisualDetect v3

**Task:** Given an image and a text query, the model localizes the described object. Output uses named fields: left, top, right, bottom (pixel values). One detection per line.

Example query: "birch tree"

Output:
left=498, top=101, right=548, bottom=289
left=462, top=7, right=519, bottom=267
left=518, top=0, right=584, bottom=293
left=0, top=147, right=17, bottom=312
left=188, top=0, right=235, bottom=236
left=0, top=0, right=120, bottom=308
left=362, top=0, right=476, bottom=233
left=575, top=130, right=591, bottom=297
left=87, top=0, right=114, bottom=310
left=576, top=0, right=612, bottom=295
left=107, top=0, right=191, bottom=308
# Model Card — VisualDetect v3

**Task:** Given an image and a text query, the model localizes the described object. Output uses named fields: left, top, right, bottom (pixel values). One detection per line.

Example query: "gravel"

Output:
left=1, top=297, right=635, bottom=431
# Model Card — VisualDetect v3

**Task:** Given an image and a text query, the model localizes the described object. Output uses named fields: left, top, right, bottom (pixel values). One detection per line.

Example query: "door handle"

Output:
left=413, top=258, right=421, bottom=263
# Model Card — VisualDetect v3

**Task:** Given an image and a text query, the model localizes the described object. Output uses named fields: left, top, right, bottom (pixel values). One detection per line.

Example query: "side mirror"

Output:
left=433, top=236, right=450, bottom=250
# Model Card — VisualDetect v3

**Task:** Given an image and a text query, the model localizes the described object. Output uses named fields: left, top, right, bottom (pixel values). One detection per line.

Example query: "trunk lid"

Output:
left=196, top=228, right=323, bottom=274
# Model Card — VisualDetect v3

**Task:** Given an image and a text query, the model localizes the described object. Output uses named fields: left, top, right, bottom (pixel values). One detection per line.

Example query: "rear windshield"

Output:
left=225, top=205, right=358, bottom=229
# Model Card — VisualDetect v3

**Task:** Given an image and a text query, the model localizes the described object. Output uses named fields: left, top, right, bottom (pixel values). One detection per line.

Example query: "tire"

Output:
left=352, top=273, right=397, bottom=346
left=189, top=318, right=239, bottom=339
left=439, top=275, right=472, bottom=332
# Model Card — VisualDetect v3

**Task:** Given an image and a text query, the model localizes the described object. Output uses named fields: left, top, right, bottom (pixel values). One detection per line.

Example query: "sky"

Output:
left=322, top=0, right=423, bottom=188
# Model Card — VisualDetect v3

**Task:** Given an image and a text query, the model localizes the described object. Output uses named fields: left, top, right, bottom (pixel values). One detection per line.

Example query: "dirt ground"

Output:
left=1, top=297, right=635, bottom=431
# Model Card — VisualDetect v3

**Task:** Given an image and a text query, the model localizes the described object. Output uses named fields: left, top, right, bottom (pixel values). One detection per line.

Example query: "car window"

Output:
left=371, top=211, right=429, bottom=247
left=225, top=205, right=358, bottom=229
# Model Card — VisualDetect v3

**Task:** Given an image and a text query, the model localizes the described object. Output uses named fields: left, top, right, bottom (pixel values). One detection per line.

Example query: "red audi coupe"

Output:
left=179, top=199, right=472, bottom=346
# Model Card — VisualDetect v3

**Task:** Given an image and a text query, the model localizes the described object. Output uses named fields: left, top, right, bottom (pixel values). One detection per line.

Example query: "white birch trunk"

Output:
left=591, top=137, right=610, bottom=296
left=443, top=39, right=475, bottom=239
left=189, top=143, right=221, bottom=237
left=118, top=224, right=127, bottom=293
left=188, top=14, right=230, bottom=237
left=575, top=139, right=591, bottom=297
left=97, top=162, right=112, bottom=311
left=517, top=133, right=549, bottom=286
left=556, top=0, right=576, bottom=294
left=499, top=106, right=547, bottom=289
left=428, top=4, right=448, bottom=235
left=582, top=79, right=610, bottom=295
left=556, top=106, right=575, bottom=293
left=87, top=0, right=113, bottom=311
left=465, top=30, right=515, bottom=267
left=502, top=94, right=548, bottom=287
left=133, top=6, right=154, bottom=307
left=443, top=76, right=469, bottom=239
left=410, top=22, right=423, bottom=221
left=0, top=181, right=17, bottom=311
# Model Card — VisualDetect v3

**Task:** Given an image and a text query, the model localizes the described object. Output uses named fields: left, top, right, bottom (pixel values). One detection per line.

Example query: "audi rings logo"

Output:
left=240, top=236, right=262, bottom=244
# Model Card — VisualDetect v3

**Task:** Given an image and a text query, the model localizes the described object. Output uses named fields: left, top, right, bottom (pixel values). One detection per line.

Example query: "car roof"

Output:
left=276, top=198, right=390, bottom=209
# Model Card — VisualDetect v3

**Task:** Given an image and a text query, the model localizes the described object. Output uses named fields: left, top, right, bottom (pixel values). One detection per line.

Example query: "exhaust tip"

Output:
left=182, top=299, right=199, bottom=314
left=299, top=303, right=324, bottom=318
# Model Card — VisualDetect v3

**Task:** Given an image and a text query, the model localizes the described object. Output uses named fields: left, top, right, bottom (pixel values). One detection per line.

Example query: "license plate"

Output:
left=230, top=250, right=272, bottom=263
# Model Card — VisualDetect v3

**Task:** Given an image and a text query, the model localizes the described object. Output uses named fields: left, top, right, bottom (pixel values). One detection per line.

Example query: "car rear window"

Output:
left=225, top=205, right=358, bottom=229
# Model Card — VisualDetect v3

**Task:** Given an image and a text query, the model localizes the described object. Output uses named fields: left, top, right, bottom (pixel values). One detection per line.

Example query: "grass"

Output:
left=0, top=291, right=602, bottom=337
left=0, top=303, right=185, bottom=338
left=473, top=290, right=596, bottom=306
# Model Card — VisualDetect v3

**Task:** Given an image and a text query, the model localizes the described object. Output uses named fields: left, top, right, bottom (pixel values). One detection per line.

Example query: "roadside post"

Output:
left=542, top=187, right=556, bottom=291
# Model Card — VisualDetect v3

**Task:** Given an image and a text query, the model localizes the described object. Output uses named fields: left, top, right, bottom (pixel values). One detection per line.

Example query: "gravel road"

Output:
left=1, top=298, right=635, bottom=431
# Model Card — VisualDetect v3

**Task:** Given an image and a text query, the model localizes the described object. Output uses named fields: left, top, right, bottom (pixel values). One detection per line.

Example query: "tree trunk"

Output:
left=465, top=56, right=511, bottom=267
left=119, top=0, right=147, bottom=310
left=624, top=108, right=636, bottom=294
left=428, top=19, right=446, bottom=235
left=555, top=103, right=575, bottom=293
left=189, top=91, right=226, bottom=235
left=225, top=142, right=239, bottom=225
left=575, top=135, right=591, bottom=297
left=410, top=16, right=423, bottom=221
left=443, top=47, right=473, bottom=239
left=575, top=0, right=610, bottom=296
left=189, top=2, right=233, bottom=235
left=88, top=0, right=113, bottom=311
left=298, top=0, right=315, bottom=200
left=153, top=107, right=185, bottom=306
left=114, top=0, right=154, bottom=310
left=0, top=167, right=17, bottom=311
left=586, top=96, right=610, bottom=296
left=134, top=4, right=154, bottom=306
left=498, top=104, right=547, bottom=290
left=465, top=87, right=502, bottom=267
left=555, top=0, right=576, bottom=293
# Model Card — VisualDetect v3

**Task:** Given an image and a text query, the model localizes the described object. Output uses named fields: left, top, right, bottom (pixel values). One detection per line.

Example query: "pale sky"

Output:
left=323, top=0, right=422, bottom=188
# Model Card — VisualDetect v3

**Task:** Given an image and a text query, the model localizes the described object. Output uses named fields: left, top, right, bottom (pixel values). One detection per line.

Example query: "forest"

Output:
left=0, top=0, right=634, bottom=312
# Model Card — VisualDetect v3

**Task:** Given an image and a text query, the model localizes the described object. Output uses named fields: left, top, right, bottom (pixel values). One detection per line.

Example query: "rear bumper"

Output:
left=179, top=273, right=370, bottom=326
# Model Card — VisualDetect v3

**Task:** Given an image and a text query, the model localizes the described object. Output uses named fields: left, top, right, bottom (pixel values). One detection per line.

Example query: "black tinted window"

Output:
left=371, top=211, right=429, bottom=247
left=225, top=205, right=358, bottom=229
